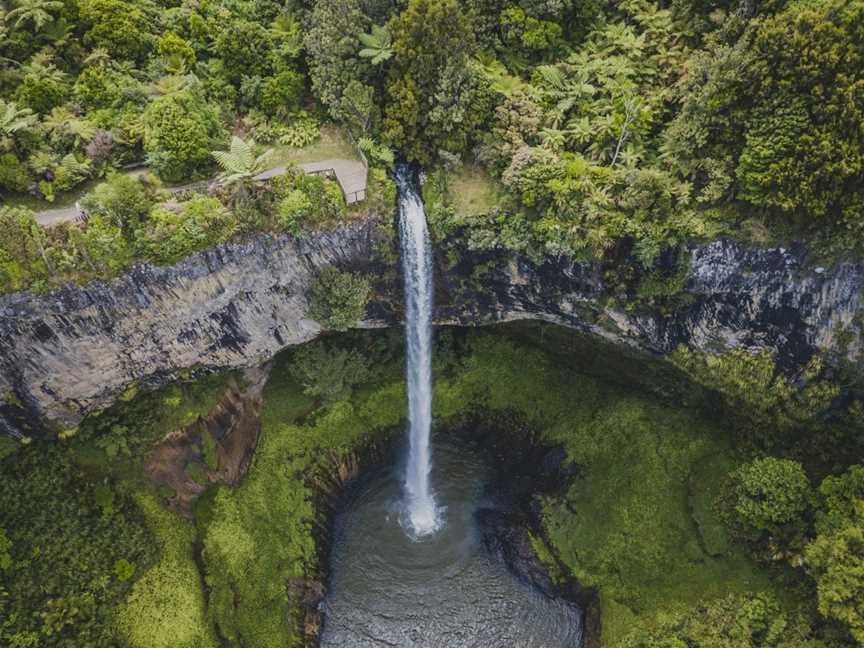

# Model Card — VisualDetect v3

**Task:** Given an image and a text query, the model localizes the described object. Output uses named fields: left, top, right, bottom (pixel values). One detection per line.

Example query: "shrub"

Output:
left=81, top=172, right=160, bottom=232
left=259, top=70, right=304, bottom=117
left=135, top=195, right=238, bottom=264
left=0, top=206, right=50, bottom=292
left=143, top=92, right=225, bottom=182
left=307, top=267, right=372, bottom=331
left=157, top=34, right=196, bottom=74
left=731, top=457, right=812, bottom=535
left=805, top=509, right=864, bottom=645
left=78, top=0, right=155, bottom=61
left=0, top=448, right=157, bottom=646
left=289, top=343, right=372, bottom=403
left=276, top=189, right=312, bottom=235
left=0, top=153, right=30, bottom=192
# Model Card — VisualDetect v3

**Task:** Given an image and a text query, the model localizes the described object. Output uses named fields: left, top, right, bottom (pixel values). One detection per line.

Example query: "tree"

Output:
left=42, top=107, right=96, bottom=150
left=620, top=592, right=820, bottom=647
left=157, top=33, right=196, bottom=75
left=134, top=196, right=238, bottom=264
left=731, top=457, right=812, bottom=535
left=143, top=91, right=225, bottom=182
left=211, top=136, right=272, bottom=204
left=70, top=214, right=133, bottom=275
left=4, top=0, right=62, bottom=32
left=80, top=173, right=160, bottom=233
left=805, top=508, right=864, bottom=645
left=77, top=0, right=155, bottom=61
left=0, top=206, right=52, bottom=291
left=258, top=70, right=304, bottom=117
left=14, top=59, right=68, bottom=114
left=307, top=267, right=371, bottom=331
left=305, top=0, right=371, bottom=123
left=213, top=20, right=273, bottom=85
left=289, top=343, right=371, bottom=403
left=0, top=100, right=37, bottom=152
left=358, top=25, right=393, bottom=65
left=664, top=0, right=864, bottom=241
left=382, top=0, right=481, bottom=163
left=0, top=153, right=30, bottom=192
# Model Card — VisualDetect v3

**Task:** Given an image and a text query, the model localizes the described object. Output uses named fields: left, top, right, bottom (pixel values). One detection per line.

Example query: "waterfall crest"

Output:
left=396, top=166, right=441, bottom=538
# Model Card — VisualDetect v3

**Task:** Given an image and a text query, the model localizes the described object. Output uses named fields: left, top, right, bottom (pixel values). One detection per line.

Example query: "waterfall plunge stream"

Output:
left=396, top=166, right=441, bottom=538
left=317, top=174, right=584, bottom=646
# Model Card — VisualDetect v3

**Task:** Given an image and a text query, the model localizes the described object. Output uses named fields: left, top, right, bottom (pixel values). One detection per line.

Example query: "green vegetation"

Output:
left=201, top=332, right=405, bottom=646
left=731, top=457, right=813, bottom=536
left=2, top=0, right=861, bottom=300
left=0, top=369, right=232, bottom=646
left=0, top=155, right=392, bottom=293
left=116, top=494, right=214, bottom=648
left=307, top=266, right=372, bottom=331
left=2, top=326, right=863, bottom=646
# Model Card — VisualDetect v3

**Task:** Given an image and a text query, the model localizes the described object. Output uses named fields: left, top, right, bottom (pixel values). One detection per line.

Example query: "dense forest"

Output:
left=0, top=0, right=862, bottom=294
left=1, top=0, right=864, bottom=647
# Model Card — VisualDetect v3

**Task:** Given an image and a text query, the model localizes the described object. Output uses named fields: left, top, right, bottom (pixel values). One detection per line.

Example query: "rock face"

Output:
left=1, top=213, right=862, bottom=437
left=438, top=239, right=864, bottom=371
left=0, top=218, right=389, bottom=437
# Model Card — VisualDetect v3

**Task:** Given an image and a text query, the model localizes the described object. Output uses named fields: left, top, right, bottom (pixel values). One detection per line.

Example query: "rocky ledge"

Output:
left=2, top=213, right=862, bottom=437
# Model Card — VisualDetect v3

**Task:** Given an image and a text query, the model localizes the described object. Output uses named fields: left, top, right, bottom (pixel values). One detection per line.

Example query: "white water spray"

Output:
left=396, top=167, right=441, bottom=538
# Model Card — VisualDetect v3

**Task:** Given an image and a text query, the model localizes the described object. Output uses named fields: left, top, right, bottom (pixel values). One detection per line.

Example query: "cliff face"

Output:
left=439, top=239, right=864, bottom=370
left=1, top=214, right=862, bottom=437
left=0, top=218, right=389, bottom=437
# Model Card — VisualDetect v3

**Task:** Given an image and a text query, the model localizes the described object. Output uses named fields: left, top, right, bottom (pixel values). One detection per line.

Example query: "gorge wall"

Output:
left=2, top=213, right=863, bottom=437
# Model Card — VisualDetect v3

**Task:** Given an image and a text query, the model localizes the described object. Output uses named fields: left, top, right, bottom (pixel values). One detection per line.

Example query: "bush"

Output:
left=259, top=70, right=304, bottom=117
left=731, top=457, right=812, bottom=535
left=135, top=195, right=238, bottom=264
left=157, top=34, right=196, bottom=74
left=0, top=153, right=30, bottom=192
left=307, top=267, right=372, bottom=331
left=0, top=447, right=157, bottom=646
left=289, top=343, right=372, bottom=403
left=0, top=206, right=50, bottom=292
left=81, top=173, right=160, bottom=232
left=272, top=172, right=345, bottom=233
left=276, top=189, right=312, bottom=235
left=78, top=0, right=155, bottom=61
left=805, top=508, right=864, bottom=645
left=620, top=592, right=816, bottom=647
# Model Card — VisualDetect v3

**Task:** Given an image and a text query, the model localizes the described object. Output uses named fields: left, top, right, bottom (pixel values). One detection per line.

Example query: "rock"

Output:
left=438, top=237, right=864, bottom=370
left=0, top=218, right=392, bottom=435
left=477, top=508, right=560, bottom=599
left=2, top=213, right=862, bottom=437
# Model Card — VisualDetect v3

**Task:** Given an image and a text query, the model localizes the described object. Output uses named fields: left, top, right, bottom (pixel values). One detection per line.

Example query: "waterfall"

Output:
left=396, top=166, right=441, bottom=538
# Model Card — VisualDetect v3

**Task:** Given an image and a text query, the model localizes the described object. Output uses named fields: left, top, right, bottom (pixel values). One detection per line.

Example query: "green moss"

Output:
left=2, top=389, right=23, bottom=408
left=201, top=328, right=787, bottom=648
left=528, top=531, right=565, bottom=585
left=431, top=331, right=784, bottom=645
left=120, top=384, right=140, bottom=402
left=0, top=435, right=19, bottom=460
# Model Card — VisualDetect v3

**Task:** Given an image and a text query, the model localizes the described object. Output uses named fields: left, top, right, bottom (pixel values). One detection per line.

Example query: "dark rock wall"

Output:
left=1, top=213, right=862, bottom=437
